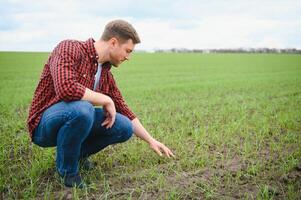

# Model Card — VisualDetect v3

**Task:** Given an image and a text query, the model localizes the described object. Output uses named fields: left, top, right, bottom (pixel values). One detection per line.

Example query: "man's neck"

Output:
left=93, top=40, right=109, bottom=64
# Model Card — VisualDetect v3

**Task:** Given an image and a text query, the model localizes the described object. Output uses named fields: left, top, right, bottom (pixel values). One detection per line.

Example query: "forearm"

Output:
left=132, top=118, right=175, bottom=157
left=132, top=118, right=155, bottom=144
left=81, top=88, right=112, bottom=106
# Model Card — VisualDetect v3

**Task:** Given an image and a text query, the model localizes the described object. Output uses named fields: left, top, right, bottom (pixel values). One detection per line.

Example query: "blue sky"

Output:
left=1, top=0, right=301, bottom=51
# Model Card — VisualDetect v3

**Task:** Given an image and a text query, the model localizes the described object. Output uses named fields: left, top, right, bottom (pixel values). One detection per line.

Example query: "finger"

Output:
left=164, top=146, right=175, bottom=158
left=162, top=147, right=170, bottom=158
left=153, top=147, right=163, bottom=156
left=101, top=119, right=109, bottom=126
left=101, top=121, right=108, bottom=127
left=105, top=118, right=113, bottom=129
left=167, top=149, right=175, bottom=158
left=109, top=116, right=116, bottom=128
left=101, top=118, right=110, bottom=126
left=105, top=113, right=115, bottom=128
left=169, top=150, right=176, bottom=158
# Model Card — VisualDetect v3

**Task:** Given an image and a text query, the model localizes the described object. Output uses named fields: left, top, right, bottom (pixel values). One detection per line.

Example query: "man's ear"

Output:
left=109, top=37, right=119, bottom=47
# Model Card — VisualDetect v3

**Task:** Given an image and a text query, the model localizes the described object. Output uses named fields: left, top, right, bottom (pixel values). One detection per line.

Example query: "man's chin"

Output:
left=111, top=61, right=121, bottom=68
left=110, top=62, right=119, bottom=68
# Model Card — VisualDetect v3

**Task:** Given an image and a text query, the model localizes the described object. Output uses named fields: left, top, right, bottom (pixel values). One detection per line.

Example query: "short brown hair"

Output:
left=101, top=19, right=141, bottom=44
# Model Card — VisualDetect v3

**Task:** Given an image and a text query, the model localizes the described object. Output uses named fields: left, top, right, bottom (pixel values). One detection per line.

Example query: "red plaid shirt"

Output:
left=27, top=38, right=136, bottom=138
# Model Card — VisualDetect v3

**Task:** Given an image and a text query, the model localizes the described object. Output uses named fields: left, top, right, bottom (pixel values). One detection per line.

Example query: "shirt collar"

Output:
left=85, top=38, right=99, bottom=63
left=85, top=38, right=112, bottom=70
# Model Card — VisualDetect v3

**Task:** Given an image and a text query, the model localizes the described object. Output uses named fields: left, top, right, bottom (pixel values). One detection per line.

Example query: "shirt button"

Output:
left=95, top=63, right=97, bottom=66
left=90, top=55, right=93, bottom=58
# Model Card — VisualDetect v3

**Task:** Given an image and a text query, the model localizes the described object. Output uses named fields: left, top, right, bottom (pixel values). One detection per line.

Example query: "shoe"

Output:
left=80, top=158, right=96, bottom=171
left=63, top=174, right=86, bottom=188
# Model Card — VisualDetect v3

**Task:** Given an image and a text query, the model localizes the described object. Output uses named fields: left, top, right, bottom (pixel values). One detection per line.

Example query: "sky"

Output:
left=0, top=0, right=301, bottom=51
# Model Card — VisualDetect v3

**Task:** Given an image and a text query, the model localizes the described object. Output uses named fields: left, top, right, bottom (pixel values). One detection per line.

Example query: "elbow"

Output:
left=56, top=84, right=84, bottom=101
left=56, top=87, right=73, bottom=101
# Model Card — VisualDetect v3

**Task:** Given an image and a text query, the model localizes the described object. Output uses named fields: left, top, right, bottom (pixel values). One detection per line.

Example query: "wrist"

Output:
left=103, top=95, right=113, bottom=106
left=147, top=137, right=156, bottom=145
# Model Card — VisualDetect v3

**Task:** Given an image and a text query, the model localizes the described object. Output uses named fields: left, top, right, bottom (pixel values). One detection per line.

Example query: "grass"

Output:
left=0, top=52, right=300, bottom=199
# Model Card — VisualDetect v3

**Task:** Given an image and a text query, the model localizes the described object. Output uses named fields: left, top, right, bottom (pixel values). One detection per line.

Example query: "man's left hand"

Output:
left=149, top=139, right=175, bottom=158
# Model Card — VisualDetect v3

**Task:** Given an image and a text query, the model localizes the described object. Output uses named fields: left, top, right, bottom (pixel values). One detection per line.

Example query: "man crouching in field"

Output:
left=27, top=19, right=174, bottom=188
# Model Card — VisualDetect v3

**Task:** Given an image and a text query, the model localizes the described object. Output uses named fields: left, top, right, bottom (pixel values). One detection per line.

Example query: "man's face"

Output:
left=109, top=38, right=135, bottom=67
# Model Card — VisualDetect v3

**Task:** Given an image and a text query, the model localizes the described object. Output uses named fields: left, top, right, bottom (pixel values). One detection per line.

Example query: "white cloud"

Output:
left=134, top=15, right=301, bottom=50
left=0, top=0, right=300, bottom=51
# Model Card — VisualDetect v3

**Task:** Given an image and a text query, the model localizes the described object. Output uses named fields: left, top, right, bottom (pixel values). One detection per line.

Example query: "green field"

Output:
left=0, top=52, right=300, bottom=199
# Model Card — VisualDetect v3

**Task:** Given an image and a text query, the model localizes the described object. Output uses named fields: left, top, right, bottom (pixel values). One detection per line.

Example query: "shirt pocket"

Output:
left=77, top=71, right=93, bottom=88
left=76, top=59, right=96, bottom=89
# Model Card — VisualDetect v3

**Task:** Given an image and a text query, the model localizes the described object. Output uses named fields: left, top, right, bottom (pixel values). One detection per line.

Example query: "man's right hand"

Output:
left=101, top=99, right=116, bottom=129
left=82, top=88, right=116, bottom=128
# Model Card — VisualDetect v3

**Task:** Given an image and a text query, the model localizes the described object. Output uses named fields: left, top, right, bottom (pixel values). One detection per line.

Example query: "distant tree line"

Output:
left=153, top=48, right=301, bottom=54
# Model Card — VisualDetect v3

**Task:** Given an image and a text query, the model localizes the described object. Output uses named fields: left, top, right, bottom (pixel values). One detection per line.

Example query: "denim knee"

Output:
left=118, top=116, right=133, bottom=142
left=71, top=101, right=94, bottom=124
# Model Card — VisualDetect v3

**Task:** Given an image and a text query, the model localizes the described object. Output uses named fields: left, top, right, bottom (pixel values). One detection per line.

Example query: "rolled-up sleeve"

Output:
left=49, top=41, right=86, bottom=101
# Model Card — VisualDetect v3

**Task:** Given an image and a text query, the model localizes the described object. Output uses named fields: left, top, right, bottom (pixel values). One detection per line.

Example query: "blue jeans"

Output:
left=32, top=100, right=133, bottom=177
